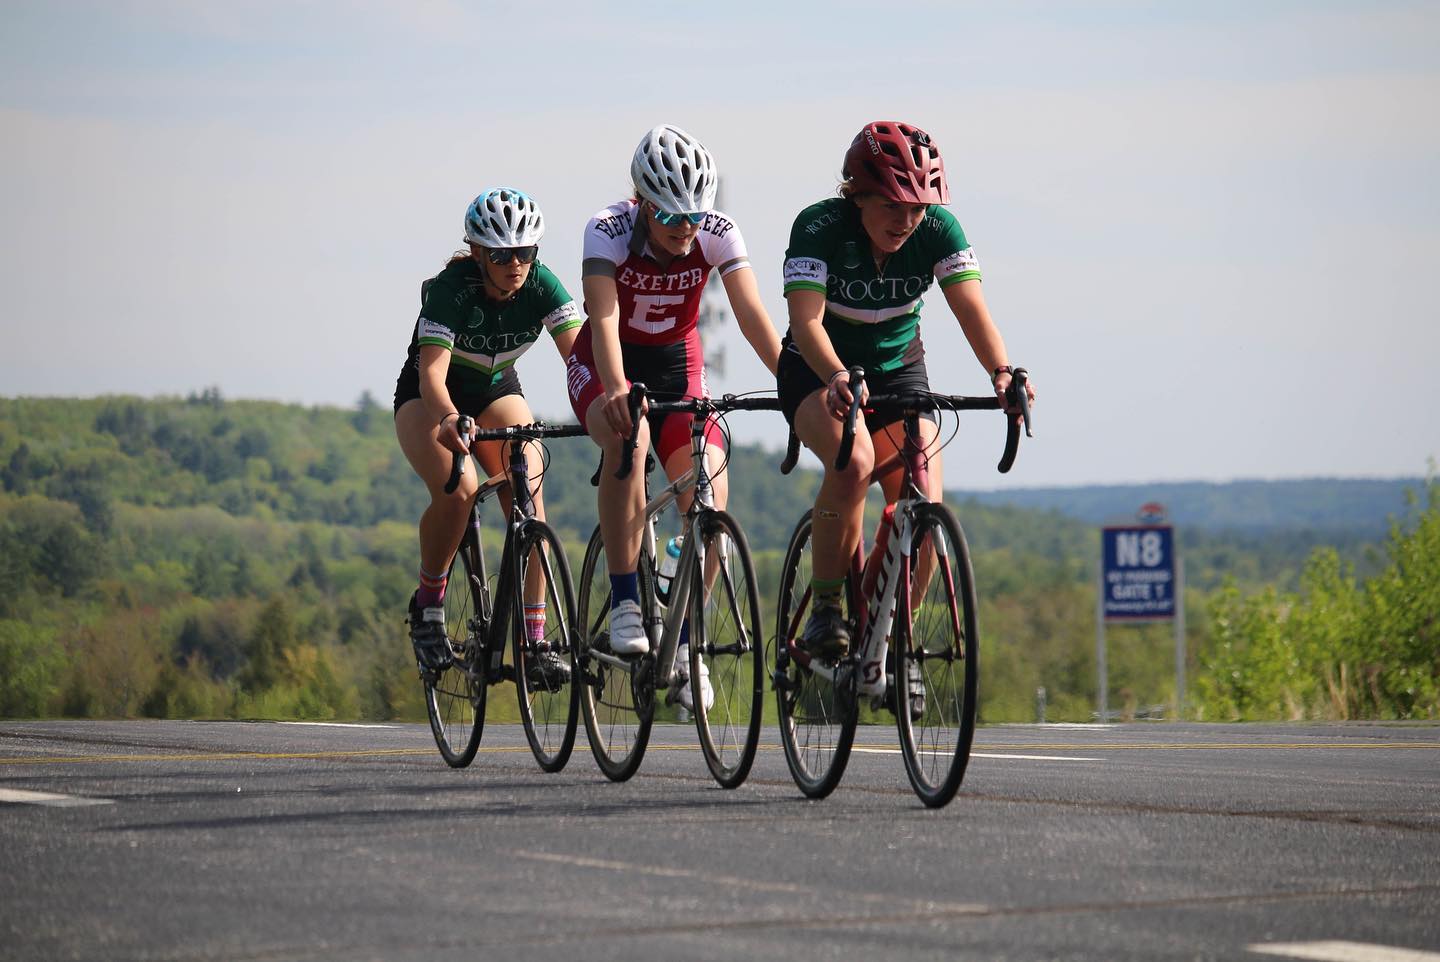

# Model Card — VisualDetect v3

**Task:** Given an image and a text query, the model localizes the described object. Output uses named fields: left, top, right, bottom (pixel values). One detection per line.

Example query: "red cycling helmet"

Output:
left=842, top=121, right=950, bottom=205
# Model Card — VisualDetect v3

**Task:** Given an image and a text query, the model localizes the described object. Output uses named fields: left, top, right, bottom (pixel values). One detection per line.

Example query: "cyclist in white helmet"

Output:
left=394, top=188, right=582, bottom=682
left=565, top=124, right=781, bottom=711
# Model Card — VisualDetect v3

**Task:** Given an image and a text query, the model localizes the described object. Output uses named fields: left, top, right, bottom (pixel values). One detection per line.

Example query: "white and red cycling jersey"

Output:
left=567, top=199, right=749, bottom=460
left=579, top=199, right=750, bottom=345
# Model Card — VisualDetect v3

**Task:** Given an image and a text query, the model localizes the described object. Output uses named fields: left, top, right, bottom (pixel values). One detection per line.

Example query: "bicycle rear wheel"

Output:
left=576, top=525, right=654, bottom=781
left=689, top=510, right=763, bottom=789
left=511, top=519, right=579, bottom=773
left=773, top=510, right=858, bottom=799
left=422, top=536, right=488, bottom=768
left=895, top=502, right=979, bottom=808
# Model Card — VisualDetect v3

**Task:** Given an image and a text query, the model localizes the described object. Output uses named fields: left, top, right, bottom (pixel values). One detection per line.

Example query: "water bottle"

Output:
left=656, top=535, right=683, bottom=602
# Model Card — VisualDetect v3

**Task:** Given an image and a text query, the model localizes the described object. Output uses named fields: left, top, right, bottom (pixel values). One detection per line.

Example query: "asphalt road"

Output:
left=2, top=719, right=1438, bottom=962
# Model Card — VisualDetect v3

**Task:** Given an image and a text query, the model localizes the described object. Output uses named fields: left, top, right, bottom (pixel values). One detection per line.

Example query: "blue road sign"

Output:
left=1102, top=525, right=1176, bottom=621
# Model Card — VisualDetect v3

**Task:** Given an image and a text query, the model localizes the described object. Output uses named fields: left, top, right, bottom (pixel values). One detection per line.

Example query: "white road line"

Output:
left=999, top=723, right=1119, bottom=730
left=508, top=849, right=989, bottom=914
left=275, top=722, right=399, bottom=729
left=1250, top=941, right=1440, bottom=962
left=0, top=788, right=113, bottom=807
left=850, top=747, right=1102, bottom=762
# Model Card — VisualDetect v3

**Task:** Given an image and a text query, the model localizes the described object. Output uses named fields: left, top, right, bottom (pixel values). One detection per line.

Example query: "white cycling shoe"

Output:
left=608, top=600, right=649, bottom=655
left=677, top=643, right=714, bottom=712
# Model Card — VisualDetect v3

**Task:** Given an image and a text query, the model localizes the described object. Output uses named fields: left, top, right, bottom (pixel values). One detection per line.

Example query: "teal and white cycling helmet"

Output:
left=630, top=124, right=718, bottom=215
left=464, top=188, right=545, bottom=248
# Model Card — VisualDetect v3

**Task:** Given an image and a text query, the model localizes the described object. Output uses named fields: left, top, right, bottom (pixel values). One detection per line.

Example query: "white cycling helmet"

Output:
left=630, top=124, right=718, bottom=215
left=464, top=187, right=545, bottom=248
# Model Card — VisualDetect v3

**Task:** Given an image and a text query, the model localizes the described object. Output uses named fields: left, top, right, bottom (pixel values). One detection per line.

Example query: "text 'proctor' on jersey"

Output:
left=781, top=198, right=980, bottom=372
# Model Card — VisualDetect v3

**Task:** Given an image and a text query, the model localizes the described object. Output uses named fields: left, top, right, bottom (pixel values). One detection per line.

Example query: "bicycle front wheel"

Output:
left=576, top=524, right=654, bottom=781
left=773, top=510, right=858, bottom=799
left=689, top=510, right=763, bottom=789
left=511, top=519, right=579, bottom=773
left=895, top=502, right=979, bottom=808
left=423, top=536, right=488, bottom=768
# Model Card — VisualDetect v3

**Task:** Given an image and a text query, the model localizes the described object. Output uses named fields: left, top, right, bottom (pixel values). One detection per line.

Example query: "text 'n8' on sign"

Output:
left=1102, top=525, right=1175, bottom=621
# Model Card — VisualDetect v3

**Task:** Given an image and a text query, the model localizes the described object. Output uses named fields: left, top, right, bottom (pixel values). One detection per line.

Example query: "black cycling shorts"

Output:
left=392, top=361, right=524, bottom=417
left=775, top=333, right=936, bottom=436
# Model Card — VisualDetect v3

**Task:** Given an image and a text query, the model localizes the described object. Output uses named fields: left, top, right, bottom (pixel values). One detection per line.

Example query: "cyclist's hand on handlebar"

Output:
left=825, top=370, right=867, bottom=420
left=437, top=412, right=471, bottom=456
left=994, top=369, right=1036, bottom=416
left=601, top=386, right=646, bottom=437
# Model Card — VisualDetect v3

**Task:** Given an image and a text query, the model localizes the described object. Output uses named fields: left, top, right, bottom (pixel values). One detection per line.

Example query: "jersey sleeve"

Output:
left=697, top=210, right=750, bottom=276
left=531, top=264, right=583, bottom=336
left=581, top=204, right=633, bottom=278
left=781, top=202, right=833, bottom=296
left=416, top=275, right=460, bottom=351
left=926, top=206, right=982, bottom=288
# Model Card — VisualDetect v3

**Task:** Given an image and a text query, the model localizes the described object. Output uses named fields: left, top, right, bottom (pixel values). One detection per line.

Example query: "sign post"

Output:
left=1097, top=503, right=1185, bottom=721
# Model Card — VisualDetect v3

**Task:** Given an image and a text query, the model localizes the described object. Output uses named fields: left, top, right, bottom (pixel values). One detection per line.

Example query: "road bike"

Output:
left=575, top=387, right=780, bottom=788
left=417, top=416, right=586, bottom=772
left=772, top=367, right=1032, bottom=807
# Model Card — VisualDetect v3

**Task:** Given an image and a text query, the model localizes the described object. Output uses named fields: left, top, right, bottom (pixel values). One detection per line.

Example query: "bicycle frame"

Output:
left=584, top=409, right=715, bottom=704
left=785, top=410, right=937, bottom=698
left=452, top=423, right=576, bottom=682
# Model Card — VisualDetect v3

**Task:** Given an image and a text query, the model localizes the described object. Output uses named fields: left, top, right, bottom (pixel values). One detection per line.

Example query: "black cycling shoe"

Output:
left=524, top=643, right=571, bottom=693
left=799, top=604, right=851, bottom=660
left=408, top=592, right=452, bottom=672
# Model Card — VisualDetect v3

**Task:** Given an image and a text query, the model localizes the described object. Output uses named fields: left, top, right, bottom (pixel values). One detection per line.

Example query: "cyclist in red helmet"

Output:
left=776, top=121, right=1037, bottom=656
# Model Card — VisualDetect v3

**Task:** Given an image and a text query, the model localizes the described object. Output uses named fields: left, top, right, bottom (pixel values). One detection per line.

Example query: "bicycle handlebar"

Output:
left=612, top=384, right=783, bottom=481
left=833, top=366, right=866, bottom=473
left=831, top=366, right=1033, bottom=475
left=443, top=416, right=587, bottom=494
left=443, top=415, right=475, bottom=494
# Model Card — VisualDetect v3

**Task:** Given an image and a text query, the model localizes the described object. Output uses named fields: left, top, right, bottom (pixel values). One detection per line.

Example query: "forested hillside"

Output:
left=2, top=393, right=1435, bottom=724
left=967, top=478, right=1427, bottom=534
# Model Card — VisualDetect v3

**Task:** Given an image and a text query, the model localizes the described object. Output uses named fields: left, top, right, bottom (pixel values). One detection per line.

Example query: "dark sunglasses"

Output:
left=650, top=206, right=706, bottom=227
left=483, top=245, right=539, bottom=265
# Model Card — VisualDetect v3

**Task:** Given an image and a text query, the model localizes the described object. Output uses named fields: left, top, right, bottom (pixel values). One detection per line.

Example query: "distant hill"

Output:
left=962, top=479, right=1429, bottom=536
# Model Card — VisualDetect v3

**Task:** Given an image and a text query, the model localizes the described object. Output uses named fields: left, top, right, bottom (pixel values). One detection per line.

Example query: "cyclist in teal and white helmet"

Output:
left=564, top=124, right=782, bottom=712
left=394, top=187, right=582, bottom=684
left=465, top=187, right=546, bottom=249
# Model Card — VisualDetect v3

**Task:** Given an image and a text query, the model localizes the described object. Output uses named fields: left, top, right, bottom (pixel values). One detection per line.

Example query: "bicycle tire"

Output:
left=773, top=510, right=858, bottom=799
left=422, top=535, right=488, bottom=768
left=510, top=519, right=580, bottom=774
left=689, top=509, right=764, bottom=789
left=895, top=502, right=979, bottom=808
left=576, top=524, right=655, bottom=781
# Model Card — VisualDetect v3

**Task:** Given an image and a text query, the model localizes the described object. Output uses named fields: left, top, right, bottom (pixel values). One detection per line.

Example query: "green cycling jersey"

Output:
left=781, top=198, right=981, bottom=372
left=406, top=258, right=581, bottom=389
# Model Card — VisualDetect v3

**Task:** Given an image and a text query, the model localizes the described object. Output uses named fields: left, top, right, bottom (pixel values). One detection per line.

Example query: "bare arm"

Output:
left=787, top=288, right=862, bottom=417
left=941, top=278, right=1033, bottom=405
left=550, top=324, right=579, bottom=363
left=416, top=345, right=468, bottom=454
left=581, top=273, right=640, bottom=435
left=720, top=266, right=781, bottom=376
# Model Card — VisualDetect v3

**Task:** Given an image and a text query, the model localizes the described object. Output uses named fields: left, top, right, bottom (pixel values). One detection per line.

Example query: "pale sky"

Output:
left=3, top=1, right=1437, bottom=490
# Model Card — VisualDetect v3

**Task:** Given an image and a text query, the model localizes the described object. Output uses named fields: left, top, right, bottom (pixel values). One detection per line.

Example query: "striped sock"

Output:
left=417, top=566, right=448, bottom=608
left=524, top=603, right=546, bottom=643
